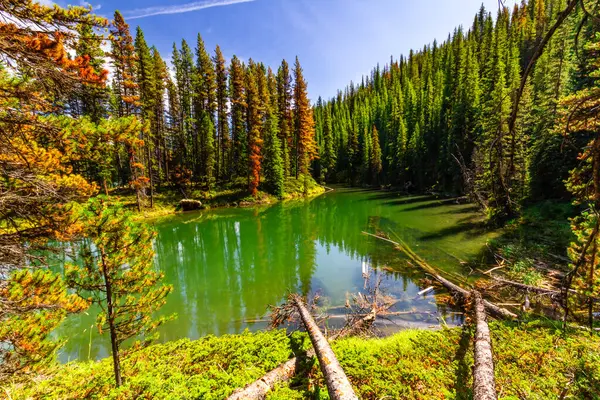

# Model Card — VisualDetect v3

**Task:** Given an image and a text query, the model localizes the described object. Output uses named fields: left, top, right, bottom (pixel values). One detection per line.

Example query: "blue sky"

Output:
left=61, top=0, right=516, bottom=101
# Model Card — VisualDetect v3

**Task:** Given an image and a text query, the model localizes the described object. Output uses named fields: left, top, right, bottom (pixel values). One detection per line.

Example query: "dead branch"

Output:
left=507, top=0, right=579, bottom=141
left=491, top=276, right=561, bottom=295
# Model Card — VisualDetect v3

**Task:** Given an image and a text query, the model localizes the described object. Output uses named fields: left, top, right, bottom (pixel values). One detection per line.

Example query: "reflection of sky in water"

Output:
left=56, top=189, right=495, bottom=362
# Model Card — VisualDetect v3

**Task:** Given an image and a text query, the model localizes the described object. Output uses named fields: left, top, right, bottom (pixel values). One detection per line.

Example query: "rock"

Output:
left=179, top=199, right=203, bottom=211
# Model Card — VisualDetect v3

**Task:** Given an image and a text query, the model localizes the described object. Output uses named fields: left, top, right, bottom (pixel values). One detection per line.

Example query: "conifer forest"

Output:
left=2, top=0, right=600, bottom=398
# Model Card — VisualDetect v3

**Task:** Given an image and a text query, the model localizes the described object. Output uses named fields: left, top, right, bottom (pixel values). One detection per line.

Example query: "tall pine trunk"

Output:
left=101, top=250, right=122, bottom=387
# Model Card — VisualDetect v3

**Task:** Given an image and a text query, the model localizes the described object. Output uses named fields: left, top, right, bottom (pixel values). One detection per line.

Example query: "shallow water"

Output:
left=57, top=187, right=499, bottom=362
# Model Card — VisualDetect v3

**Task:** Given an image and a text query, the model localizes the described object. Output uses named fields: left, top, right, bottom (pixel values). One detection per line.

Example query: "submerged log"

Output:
left=472, top=291, right=498, bottom=400
left=492, top=276, right=561, bottom=295
left=291, top=295, right=358, bottom=400
left=434, top=274, right=517, bottom=320
left=362, top=231, right=516, bottom=319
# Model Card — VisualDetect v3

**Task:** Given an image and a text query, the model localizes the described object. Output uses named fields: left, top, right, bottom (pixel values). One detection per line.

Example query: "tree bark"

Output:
left=227, top=357, right=299, bottom=400
left=227, top=301, right=374, bottom=400
left=472, top=291, right=497, bottom=400
left=291, top=295, right=358, bottom=400
left=101, top=249, right=122, bottom=387
left=492, top=276, right=560, bottom=295
left=434, top=274, right=517, bottom=320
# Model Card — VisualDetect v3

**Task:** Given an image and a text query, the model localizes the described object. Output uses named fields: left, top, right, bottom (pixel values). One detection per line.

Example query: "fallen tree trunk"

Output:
left=291, top=295, right=359, bottom=400
left=492, top=276, right=560, bottom=295
left=227, top=304, right=373, bottom=400
left=362, top=231, right=517, bottom=320
left=227, top=357, right=298, bottom=400
left=434, top=274, right=517, bottom=320
left=472, top=291, right=498, bottom=400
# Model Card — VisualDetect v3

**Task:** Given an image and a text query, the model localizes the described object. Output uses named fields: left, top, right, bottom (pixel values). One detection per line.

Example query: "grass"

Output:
left=111, top=175, right=326, bottom=221
left=6, top=322, right=600, bottom=399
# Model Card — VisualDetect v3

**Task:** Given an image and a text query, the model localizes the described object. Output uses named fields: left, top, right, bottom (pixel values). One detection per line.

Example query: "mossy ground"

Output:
left=487, top=200, right=576, bottom=286
left=111, top=174, right=325, bottom=221
left=6, top=322, right=600, bottom=399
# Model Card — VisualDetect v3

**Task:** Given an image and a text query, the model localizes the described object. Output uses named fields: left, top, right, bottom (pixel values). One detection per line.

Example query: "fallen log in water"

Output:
left=491, top=276, right=561, bottom=295
left=362, top=231, right=517, bottom=320
left=291, top=295, right=358, bottom=400
left=472, top=291, right=498, bottom=400
left=434, top=274, right=517, bottom=320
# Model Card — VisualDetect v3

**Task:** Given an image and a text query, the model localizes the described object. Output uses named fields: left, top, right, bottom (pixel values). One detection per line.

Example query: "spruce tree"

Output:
left=277, top=60, right=293, bottom=177
left=246, top=62, right=263, bottom=196
left=229, top=55, right=247, bottom=178
left=370, top=125, right=383, bottom=184
left=263, top=68, right=285, bottom=197
left=214, top=45, right=230, bottom=181
left=292, top=57, right=318, bottom=193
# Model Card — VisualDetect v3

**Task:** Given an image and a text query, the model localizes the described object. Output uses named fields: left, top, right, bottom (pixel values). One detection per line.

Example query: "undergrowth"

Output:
left=488, top=200, right=576, bottom=285
left=6, top=322, right=600, bottom=399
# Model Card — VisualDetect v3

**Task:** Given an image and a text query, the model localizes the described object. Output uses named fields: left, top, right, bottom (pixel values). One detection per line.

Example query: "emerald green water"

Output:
left=57, top=188, right=498, bottom=362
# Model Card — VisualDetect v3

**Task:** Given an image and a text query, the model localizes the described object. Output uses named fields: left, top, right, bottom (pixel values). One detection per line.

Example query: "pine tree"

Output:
left=560, top=33, right=600, bottom=329
left=201, top=111, right=216, bottom=189
left=277, top=60, right=293, bottom=177
left=151, top=47, right=169, bottom=186
left=229, top=55, right=247, bottom=178
left=292, top=57, right=318, bottom=194
left=0, top=0, right=106, bottom=379
left=110, top=11, right=146, bottom=211
left=65, top=198, right=172, bottom=386
left=173, top=40, right=194, bottom=173
left=246, top=61, right=263, bottom=196
left=72, top=22, right=108, bottom=122
left=134, top=27, right=156, bottom=207
left=214, top=45, right=230, bottom=181
left=263, top=68, right=285, bottom=197
left=195, top=34, right=217, bottom=182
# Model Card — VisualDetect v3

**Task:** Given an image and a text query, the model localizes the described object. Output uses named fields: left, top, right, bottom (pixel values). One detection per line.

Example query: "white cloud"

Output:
left=33, top=0, right=57, bottom=6
left=79, top=1, right=102, bottom=11
left=122, top=0, right=255, bottom=20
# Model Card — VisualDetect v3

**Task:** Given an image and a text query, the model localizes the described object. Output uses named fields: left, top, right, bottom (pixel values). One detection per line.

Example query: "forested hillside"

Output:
left=312, top=0, right=596, bottom=222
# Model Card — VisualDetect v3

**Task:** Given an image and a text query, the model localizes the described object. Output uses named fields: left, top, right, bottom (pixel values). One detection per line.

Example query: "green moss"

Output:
left=7, top=330, right=295, bottom=400
left=8, top=322, right=599, bottom=399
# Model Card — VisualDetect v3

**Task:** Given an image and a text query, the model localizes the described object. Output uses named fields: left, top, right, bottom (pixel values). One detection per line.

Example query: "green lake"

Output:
left=56, top=187, right=499, bottom=362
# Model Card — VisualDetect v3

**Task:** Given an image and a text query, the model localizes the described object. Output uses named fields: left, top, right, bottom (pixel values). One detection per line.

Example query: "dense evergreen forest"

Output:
left=70, top=10, right=317, bottom=205
left=313, top=0, right=598, bottom=222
